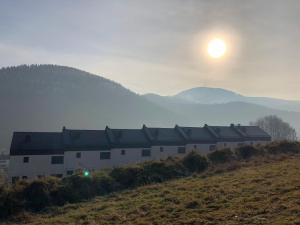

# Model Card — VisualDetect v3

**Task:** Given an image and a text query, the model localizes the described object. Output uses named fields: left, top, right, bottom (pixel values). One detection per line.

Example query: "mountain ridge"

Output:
left=144, top=87, right=300, bottom=112
left=0, top=64, right=299, bottom=152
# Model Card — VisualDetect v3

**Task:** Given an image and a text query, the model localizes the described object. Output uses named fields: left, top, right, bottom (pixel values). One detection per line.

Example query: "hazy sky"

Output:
left=1, top=0, right=300, bottom=99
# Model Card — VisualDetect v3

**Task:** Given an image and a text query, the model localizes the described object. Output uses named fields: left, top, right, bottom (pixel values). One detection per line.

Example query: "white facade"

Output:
left=8, top=125, right=272, bottom=182
left=9, top=154, right=65, bottom=180
left=8, top=140, right=269, bottom=181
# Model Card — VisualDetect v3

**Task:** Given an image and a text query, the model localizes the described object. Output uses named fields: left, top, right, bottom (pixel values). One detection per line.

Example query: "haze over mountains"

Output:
left=145, top=87, right=300, bottom=112
left=0, top=65, right=299, bottom=152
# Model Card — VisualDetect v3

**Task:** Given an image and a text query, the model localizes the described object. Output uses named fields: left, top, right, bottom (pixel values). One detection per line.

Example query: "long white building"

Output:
left=8, top=124, right=271, bottom=182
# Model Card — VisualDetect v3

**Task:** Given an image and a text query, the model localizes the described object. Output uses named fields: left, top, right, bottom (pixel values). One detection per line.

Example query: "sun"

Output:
left=207, top=38, right=227, bottom=58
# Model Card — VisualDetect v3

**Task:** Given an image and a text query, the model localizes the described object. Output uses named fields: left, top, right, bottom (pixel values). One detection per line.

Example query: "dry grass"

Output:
left=4, top=155, right=300, bottom=225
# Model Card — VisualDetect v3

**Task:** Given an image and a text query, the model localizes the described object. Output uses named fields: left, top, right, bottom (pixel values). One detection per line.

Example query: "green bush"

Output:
left=23, top=178, right=55, bottom=211
left=110, top=166, right=143, bottom=188
left=93, top=173, right=119, bottom=195
left=264, top=141, right=300, bottom=154
left=208, top=148, right=235, bottom=164
left=235, top=145, right=261, bottom=159
left=138, top=159, right=187, bottom=184
left=182, top=152, right=208, bottom=173
left=0, top=184, right=25, bottom=218
left=58, top=175, right=96, bottom=203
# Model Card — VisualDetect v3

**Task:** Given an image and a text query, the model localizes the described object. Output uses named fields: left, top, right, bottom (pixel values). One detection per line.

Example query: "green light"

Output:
left=83, top=170, right=90, bottom=177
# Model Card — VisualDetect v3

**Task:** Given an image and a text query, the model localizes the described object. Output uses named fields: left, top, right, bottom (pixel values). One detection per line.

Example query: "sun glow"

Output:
left=207, top=38, right=227, bottom=58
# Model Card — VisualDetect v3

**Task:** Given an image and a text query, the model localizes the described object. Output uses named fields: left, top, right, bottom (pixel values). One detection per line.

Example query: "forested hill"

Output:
left=1, top=64, right=300, bottom=152
left=0, top=65, right=180, bottom=151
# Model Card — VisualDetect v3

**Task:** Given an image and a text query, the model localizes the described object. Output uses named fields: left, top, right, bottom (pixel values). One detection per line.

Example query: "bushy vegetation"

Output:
left=25, top=154, right=300, bottom=225
left=207, top=148, right=235, bottom=163
left=182, top=151, right=208, bottom=172
left=264, top=141, right=300, bottom=154
left=235, top=145, right=262, bottom=159
left=1, top=141, right=300, bottom=220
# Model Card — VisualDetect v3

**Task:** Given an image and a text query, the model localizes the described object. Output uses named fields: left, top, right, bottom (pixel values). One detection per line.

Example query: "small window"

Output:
left=121, top=149, right=126, bottom=155
left=194, top=145, right=197, bottom=149
left=23, top=157, right=29, bottom=163
left=142, top=149, right=151, bottom=157
left=160, top=147, right=164, bottom=152
left=209, top=145, right=216, bottom=151
left=76, top=152, right=81, bottom=158
left=67, top=170, right=73, bottom=175
left=51, top=156, right=64, bottom=164
left=177, top=147, right=186, bottom=154
left=100, top=152, right=111, bottom=160
left=22, top=176, right=27, bottom=179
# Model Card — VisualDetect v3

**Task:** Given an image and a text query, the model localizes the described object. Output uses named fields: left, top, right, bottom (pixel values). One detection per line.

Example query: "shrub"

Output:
left=235, top=145, right=261, bottom=159
left=182, top=152, right=208, bottom=173
left=110, top=166, right=143, bottom=188
left=52, top=175, right=96, bottom=204
left=264, top=141, right=300, bottom=154
left=138, top=159, right=187, bottom=184
left=0, top=185, right=25, bottom=218
left=23, top=178, right=58, bottom=211
left=93, top=172, right=119, bottom=195
left=208, top=148, right=235, bottom=164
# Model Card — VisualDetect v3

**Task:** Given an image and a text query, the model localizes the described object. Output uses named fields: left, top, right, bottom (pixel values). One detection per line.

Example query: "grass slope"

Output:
left=11, top=155, right=300, bottom=225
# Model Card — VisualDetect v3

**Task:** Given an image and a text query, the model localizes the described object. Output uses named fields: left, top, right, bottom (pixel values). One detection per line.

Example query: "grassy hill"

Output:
left=11, top=154, right=300, bottom=225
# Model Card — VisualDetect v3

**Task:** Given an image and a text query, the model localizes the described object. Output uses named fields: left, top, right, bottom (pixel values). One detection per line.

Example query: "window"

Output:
left=224, top=143, right=227, bottom=147
left=67, top=170, right=73, bottom=175
left=51, top=156, right=64, bottom=164
left=177, top=147, right=186, bottom=154
left=76, top=152, right=81, bottom=158
left=194, top=145, right=197, bottom=149
left=209, top=145, right=216, bottom=151
left=100, top=152, right=111, bottom=160
left=160, top=147, right=164, bottom=152
left=22, top=176, right=27, bottom=179
left=23, top=157, right=29, bottom=163
left=142, top=149, right=151, bottom=157
left=121, top=149, right=126, bottom=155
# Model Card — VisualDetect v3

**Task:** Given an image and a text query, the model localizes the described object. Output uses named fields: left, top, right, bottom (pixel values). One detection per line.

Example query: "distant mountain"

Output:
left=171, top=87, right=300, bottom=112
left=0, top=65, right=181, bottom=151
left=1, top=65, right=299, bottom=152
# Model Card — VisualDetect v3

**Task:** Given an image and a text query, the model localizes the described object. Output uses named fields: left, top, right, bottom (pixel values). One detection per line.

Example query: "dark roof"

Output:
left=235, top=126, right=271, bottom=141
left=9, top=125, right=271, bottom=155
left=62, top=129, right=110, bottom=150
left=147, top=128, right=186, bottom=145
left=10, top=132, right=63, bottom=155
left=179, top=126, right=216, bottom=143
left=209, top=126, right=243, bottom=141
left=110, top=129, right=151, bottom=148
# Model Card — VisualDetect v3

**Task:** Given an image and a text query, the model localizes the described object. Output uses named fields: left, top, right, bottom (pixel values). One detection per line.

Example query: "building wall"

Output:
left=64, top=150, right=111, bottom=172
left=8, top=140, right=271, bottom=181
left=185, top=143, right=215, bottom=155
left=151, top=145, right=188, bottom=160
left=9, top=155, right=64, bottom=180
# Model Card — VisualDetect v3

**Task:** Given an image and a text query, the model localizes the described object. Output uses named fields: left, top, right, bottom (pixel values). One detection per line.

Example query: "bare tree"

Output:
left=250, top=115, right=297, bottom=141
